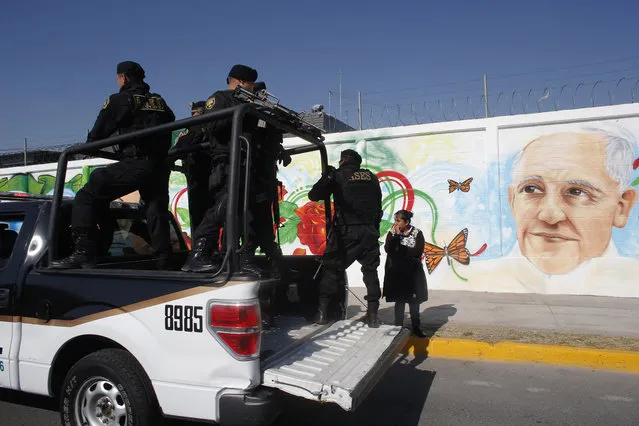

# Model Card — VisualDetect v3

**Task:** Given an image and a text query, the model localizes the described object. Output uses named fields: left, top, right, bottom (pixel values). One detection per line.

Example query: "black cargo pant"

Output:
left=184, top=153, right=213, bottom=234
left=243, top=195, right=278, bottom=259
left=318, top=224, right=382, bottom=303
left=72, top=158, right=172, bottom=256
left=192, top=155, right=228, bottom=244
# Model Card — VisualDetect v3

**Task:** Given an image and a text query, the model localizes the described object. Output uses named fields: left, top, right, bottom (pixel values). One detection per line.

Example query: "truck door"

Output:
left=0, top=205, right=32, bottom=389
left=262, top=320, right=410, bottom=411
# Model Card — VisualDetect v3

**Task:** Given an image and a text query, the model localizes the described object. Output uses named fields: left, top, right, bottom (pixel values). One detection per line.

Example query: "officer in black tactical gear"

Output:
left=51, top=61, right=176, bottom=269
left=174, top=101, right=211, bottom=234
left=181, top=64, right=259, bottom=273
left=241, top=81, right=292, bottom=279
left=308, top=149, right=383, bottom=327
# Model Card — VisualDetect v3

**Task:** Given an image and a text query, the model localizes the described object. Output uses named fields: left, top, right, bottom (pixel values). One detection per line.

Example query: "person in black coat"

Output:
left=383, top=209, right=428, bottom=337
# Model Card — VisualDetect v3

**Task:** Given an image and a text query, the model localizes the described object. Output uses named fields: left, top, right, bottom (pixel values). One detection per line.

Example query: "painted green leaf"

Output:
left=169, top=171, right=187, bottom=187
left=4, top=175, right=28, bottom=192
left=278, top=201, right=299, bottom=220
left=26, top=174, right=45, bottom=194
left=176, top=207, right=191, bottom=228
left=38, top=175, right=57, bottom=195
left=379, top=219, right=393, bottom=237
left=0, top=178, right=7, bottom=191
left=632, top=176, right=639, bottom=187
left=67, top=174, right=84, bottom=193
left=277, top=216, right=300, bottom=245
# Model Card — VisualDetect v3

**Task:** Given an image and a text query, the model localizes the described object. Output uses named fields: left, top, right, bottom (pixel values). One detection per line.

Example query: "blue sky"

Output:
left=2, top=0, right=639, bottom=151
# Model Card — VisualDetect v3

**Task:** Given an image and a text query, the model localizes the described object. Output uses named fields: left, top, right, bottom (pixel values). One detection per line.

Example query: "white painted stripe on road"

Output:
left=464, top=380, right=503, bottom=388
left=600, top=395, right=635, bottom=402
left=526, top=387, right=550, bottom=393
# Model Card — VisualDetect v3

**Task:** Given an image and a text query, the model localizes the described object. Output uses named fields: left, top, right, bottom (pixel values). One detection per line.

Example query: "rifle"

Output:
left=273, top=180, right=283, bottom=246
left=232, top=86, right=324, bottom=140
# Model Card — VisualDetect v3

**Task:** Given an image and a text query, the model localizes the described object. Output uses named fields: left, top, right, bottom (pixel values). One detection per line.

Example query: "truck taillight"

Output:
left=208, top=301, right=261, bottom=360
left=210, top=304, right=260, bottom=329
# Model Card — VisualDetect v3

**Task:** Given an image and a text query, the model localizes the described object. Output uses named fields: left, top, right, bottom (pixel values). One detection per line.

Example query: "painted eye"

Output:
left=567, top=188, right=583, bottom=196
left=523, top=185, right=539, bottom=193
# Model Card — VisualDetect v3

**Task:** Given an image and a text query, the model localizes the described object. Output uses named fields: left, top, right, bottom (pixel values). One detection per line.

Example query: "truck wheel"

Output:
left=60, top=348, right=160, bottom=426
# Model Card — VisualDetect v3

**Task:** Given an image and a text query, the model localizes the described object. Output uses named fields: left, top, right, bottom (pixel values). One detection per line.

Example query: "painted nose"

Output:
left=537, top=193, right=567, bottom=224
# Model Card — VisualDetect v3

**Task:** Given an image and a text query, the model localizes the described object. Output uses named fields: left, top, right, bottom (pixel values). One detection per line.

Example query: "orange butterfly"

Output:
left=448, top=177, right=473, bottom=193
left=423, top=228, right=471, bottom=274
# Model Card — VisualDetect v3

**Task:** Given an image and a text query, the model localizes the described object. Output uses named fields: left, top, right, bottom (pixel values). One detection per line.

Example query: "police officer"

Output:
left=241, top=81, right=292, bottom=279
left=51, top=61, right=176, bottom=269
left=181, top=64, right=259, bottom=273
left=174, top=101, right=211, bottom=234
left=308, top=149, right=383, bottom=327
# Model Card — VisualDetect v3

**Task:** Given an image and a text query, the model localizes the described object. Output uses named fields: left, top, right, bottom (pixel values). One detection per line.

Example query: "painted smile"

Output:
left=530, top=232, right=577, bottom=242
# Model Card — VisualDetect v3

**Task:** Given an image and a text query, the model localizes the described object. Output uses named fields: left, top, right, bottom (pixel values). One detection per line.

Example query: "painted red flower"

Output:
left=277, top=185, right=288, bottom=203
left=182, top=232, right=192, bottom=250
left=273, top=216, right=286, bottom=234
left=292, top=248, right=307, bottom=256
left=294, top=201, right=333, bottom=255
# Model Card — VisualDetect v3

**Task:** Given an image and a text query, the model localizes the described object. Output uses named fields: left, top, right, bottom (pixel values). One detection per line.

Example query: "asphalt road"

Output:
left=1, top=356, right=638, bottom=426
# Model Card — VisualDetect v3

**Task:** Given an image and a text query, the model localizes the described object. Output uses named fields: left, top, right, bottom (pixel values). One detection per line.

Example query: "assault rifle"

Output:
left=232, top=85, right=324, bottom=140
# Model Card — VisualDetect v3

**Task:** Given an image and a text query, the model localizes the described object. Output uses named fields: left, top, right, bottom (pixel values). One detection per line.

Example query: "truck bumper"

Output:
left=218, top=386, right=281, bottom=426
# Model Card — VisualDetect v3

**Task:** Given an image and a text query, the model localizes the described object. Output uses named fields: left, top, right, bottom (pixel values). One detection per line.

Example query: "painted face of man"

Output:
left=508, top=132, right=637, bottom=275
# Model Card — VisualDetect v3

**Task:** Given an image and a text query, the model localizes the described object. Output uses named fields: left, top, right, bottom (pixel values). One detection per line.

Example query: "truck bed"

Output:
left=260, top=315, right=326, bottom=361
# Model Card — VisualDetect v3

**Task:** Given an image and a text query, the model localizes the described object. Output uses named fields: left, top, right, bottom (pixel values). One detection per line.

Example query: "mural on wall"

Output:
left=5, top=117, right=639, bottom=297
left=0, top=172, right=85, bottom=197
left=266, top=118, right=639, bottom=297
left=434, top=120, right=639, bottom=297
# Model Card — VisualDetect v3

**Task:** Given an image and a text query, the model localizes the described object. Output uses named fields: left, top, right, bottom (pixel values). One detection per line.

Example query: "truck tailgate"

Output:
left=261, top=320, right=410, bottom=411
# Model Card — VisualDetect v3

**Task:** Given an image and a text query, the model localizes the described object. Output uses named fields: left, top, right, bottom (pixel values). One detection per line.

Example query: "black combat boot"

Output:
left=365, top=301, right=381, bottom=328
left=50, top=230, right=96, bottom=269
left=239, top=253, right=264, bottom=278
left=314, top=297, right=330, bottom=325
left=411, top=315, right=427, bottom=338
left=267, top=250, right=284, bottom=280
left=182, top=237, right=220, bottom=272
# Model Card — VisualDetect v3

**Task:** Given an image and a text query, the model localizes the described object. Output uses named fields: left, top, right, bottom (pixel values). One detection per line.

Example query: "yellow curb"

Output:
left=402, top=336, right=639, bottom=373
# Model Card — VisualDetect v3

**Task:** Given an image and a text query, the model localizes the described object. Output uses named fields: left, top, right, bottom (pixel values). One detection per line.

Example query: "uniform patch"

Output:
left=206, top=97, right=216, bottom=110
left=350, top=171, right=372, bottom=181
left=102, top=97, right=110, bottom=109
left=133, top=95, right=166, bottom=112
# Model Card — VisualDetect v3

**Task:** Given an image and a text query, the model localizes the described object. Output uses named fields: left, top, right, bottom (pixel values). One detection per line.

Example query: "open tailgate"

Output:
left=261, top=320, right=410, bottom=410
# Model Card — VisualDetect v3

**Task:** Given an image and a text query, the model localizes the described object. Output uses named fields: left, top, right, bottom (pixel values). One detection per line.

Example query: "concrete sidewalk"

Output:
left=346, top=287, right=639, bottom=372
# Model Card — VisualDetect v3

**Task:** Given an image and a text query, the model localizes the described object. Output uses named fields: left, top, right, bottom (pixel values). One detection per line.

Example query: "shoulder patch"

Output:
left=102, top=97, right=110, bottom=109
left=206, top=97, right=216, bottom=110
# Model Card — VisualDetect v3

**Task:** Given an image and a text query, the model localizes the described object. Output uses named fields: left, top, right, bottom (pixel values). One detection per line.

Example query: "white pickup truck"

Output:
left=0, top=102, right=409, bottom=425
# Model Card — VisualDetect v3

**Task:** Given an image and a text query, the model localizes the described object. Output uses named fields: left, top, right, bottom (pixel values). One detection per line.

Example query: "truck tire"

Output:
left=60, top=348, right=160, bottom=426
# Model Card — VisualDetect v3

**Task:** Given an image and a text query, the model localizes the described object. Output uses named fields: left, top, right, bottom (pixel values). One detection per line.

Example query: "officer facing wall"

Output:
left=181, top=64, right=259, bottom=273
left=308, top=149, right=383, bottom=327
left=174, top=101, right=212, bottom=235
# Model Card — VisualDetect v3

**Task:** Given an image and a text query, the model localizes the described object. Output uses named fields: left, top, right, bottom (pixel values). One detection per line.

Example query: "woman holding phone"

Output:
left=382, top=209, right=428, bottom=337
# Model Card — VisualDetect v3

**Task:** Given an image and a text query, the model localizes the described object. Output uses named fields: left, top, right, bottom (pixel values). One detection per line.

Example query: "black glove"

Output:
left=323, top=165, right=336, bottom=179
left=278, top=149, right=292, bottom=167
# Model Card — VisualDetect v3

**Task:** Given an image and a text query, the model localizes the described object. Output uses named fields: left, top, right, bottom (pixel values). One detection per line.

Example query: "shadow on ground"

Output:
left=377, top=303, right=458, bottom=363
left=0, top=389, right=57, bottom=412
left=271, top=361, right=436, bottom=426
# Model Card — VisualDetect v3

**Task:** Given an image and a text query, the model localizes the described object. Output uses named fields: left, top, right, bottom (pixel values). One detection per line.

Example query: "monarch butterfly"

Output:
left=448, top=177, right=473, bottom=193
left=423, top=228, right=471, bottom=274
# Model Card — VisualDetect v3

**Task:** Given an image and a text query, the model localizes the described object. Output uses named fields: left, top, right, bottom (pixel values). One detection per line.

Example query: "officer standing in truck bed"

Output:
left=181, top=64, right=259, bottom=273
left=51, top=61, right=175, bottom=269
left=174, top=100, right=211, bottom=235
left=308, top=149, right=383, bottom=327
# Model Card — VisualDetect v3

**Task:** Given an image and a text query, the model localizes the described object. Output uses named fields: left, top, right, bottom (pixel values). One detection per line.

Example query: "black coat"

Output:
left=382, top=226, right=428, bottom=303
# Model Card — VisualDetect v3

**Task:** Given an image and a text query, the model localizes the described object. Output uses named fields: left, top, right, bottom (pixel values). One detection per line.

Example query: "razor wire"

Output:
left=340, top=77, right=639, bottom=130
